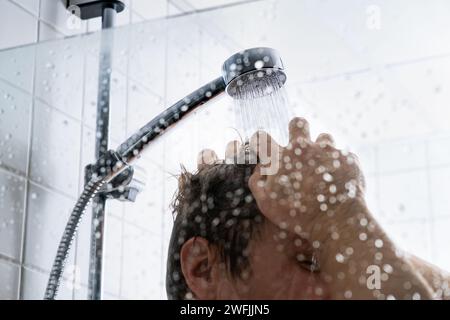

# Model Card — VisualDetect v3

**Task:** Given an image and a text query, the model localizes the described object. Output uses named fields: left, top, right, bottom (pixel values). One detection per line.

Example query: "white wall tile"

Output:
left=122, top=161, right=164, bottom=233
left=30, top=102, right=81, bottom=197
left=432, top=217, right=450, bottom=271
left=127, top=20, right=167, bottom=97
left=38, top=21, right=65, bottom=42
left=378, top=139, right=427, bottom=174
left=165, top=20, right=201, bottom=106
left=11, top=0, right=40, bottom=15
left=121, top=223, right=162, bottom=299
left=24, top=182, right=76, bottom=274
left=73, top=284, right=87, bottom=300
left=103, top=215, right=123, bottom=296
left=383, top=220, right=432, bottom=262
left=0, top=80, right=32, bottom=175
left=127, top=81, right=164, bottom=135
left=428, top=136, right=450, bottom=167
left=0, top=260, right=20, bottom=299
left=351, top=144, right=377, bottom=176
left=0, top=0, right=37, bottom=50
left=0, top=170, right=25, bottom=260
left=131, top=0, right=167, bottom=20
left=21, top=266, right=73, bottom=300
left=0, top=45, right=34, bottom=93
left=34, top=37, right=84, bottom=120
left=378, top=170, right=429, bottom=222
left=430, top=167, right=450, bottom=218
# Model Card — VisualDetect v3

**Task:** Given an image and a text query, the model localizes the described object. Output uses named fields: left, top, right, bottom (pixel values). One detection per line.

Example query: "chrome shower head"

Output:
left=222, top=47, right=287, bottom=99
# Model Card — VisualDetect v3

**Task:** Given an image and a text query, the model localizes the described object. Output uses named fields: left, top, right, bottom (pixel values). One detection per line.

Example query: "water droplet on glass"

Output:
left=254, top=60, right=264, bottom=69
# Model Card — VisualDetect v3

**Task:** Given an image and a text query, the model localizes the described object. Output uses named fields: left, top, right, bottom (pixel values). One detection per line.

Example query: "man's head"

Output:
left=166, top=163, right=328, bottom=300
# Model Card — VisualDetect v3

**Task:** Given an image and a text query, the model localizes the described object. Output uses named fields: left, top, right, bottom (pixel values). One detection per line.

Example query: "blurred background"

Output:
left=0, top=0, right=450, bottom=299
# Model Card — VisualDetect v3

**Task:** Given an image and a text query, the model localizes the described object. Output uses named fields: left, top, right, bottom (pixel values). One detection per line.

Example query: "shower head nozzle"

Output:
left=222, top=47, right=286, bottom=99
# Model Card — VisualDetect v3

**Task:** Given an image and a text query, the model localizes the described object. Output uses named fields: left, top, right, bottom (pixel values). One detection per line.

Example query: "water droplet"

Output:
left=434, top=85, right=442, bottom=94
left=254, top=60, right=264, bottom=69
left=375, top=239, right=384, bottom=248
left=31, top=192, right=38, bottom=200
left=323, top=172, right=333, bottom=182
left=336, top=253, right=345, bottom=263
left=45, top=62, right=55, bottom=69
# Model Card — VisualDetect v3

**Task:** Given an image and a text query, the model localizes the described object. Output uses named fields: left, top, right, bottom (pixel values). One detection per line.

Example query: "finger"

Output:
left=197, top=149, right=218, bottom=169
left=225, top=140, right=241, bottom=164
left=249, top=131, right=280, bottom=165
left=289, top=117, right=311, bottom=145
left=315, top=133, right=335, bottom=148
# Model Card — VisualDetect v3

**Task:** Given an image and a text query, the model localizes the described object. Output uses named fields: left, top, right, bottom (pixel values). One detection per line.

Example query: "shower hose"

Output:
left=43, top=175, right=107, bottom=300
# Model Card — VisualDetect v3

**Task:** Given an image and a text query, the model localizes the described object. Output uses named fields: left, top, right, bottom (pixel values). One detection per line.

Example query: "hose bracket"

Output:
left=84, top=150, right=145, bottom=202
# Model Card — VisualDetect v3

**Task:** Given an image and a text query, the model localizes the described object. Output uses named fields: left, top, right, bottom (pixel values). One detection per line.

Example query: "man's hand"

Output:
left=248, top=117, right=365, bottom=245
left=247, top=117, right=433, bottom=300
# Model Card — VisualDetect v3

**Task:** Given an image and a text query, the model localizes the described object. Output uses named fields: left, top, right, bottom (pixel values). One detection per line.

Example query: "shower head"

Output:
left=222, top=47, right=286, bottom=99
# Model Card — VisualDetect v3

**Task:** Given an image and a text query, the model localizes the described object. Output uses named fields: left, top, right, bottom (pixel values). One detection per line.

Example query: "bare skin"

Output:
left=180, top=221, right=329, bottom=299
left=184, top=117, right=450, bottom=300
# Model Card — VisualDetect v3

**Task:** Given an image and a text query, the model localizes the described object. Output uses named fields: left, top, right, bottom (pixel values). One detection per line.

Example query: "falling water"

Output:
left=232, top=71, right=292, bottom=146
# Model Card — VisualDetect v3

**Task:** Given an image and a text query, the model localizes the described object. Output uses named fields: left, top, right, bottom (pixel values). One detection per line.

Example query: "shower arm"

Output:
left=116, top=77, right=225, bottom=163
left=44, top=76, right=226, bottom=300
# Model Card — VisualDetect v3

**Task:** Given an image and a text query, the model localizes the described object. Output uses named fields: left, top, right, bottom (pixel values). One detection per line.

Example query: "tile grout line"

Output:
left=0, top=253, right=21, bottom=265
left=72, top=36, right=89, bottom=300
left=17, top=5, right=40, bottom=297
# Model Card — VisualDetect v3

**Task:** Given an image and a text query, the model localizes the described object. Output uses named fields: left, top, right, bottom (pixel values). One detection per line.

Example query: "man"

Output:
left=166, top=117, right=449, bottom=300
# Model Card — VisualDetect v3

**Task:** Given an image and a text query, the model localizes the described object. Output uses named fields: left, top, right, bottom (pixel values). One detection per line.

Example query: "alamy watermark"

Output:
left=66, top=5, right=82, bottom=30
left=366, top=265, right=381, bottom=290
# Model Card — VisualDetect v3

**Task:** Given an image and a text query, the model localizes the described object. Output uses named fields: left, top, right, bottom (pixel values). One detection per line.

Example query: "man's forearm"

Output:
left=311, top=198, right=433, bottom=299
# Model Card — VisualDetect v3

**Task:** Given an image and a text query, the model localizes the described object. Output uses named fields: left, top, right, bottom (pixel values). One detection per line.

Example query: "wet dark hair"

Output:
left=165, top=163, right=265, bottom=300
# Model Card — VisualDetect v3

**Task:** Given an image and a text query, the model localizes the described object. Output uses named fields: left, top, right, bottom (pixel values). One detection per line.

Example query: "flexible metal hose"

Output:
left=44, top=176, right=106, bottom=300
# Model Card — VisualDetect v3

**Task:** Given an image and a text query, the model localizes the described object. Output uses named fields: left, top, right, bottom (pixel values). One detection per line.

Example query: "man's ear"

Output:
left=180, top=237, right=219, bottom=300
